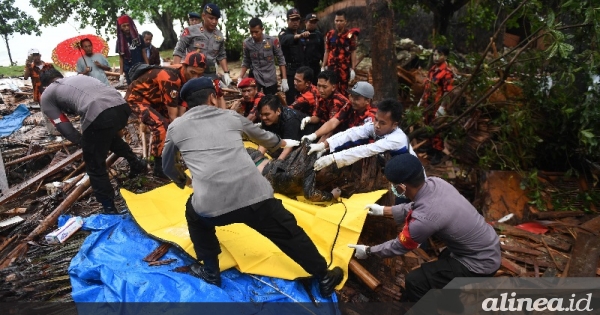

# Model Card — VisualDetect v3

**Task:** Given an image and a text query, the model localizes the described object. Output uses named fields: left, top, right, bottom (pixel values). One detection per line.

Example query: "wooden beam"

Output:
left=348, top=258, right=381, bottom=291
left=565, top=233, right=600, bottom=277
left=0, top=150, right=83, bottom=205
left=494, top=223, right=571, bottom=252
left=533, top=211, right=585, bottom=220
left=4, top=147, right=62, bottom=167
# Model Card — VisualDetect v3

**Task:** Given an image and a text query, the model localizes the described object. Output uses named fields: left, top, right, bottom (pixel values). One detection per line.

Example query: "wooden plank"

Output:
left=503, top=252, right=552, bottom=268
left=534, top=211, right=585, bottom=220
left=500, top=244, right=543, bottom=256
left=501, top=257, right=525, bottom=275
left=565, top=233, right=600, bottom=277
left=0, top=150, right=82, bottom=205
left=494, top=223, right=571, bottom=252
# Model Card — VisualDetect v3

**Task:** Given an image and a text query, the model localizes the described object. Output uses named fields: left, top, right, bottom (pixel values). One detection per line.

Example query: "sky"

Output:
left=0, top=0, right=287, bottom=67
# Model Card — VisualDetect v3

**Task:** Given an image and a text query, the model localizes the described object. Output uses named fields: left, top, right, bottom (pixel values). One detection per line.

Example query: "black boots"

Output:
left=318, top=267, right=344, bottom=298
left=98, top=198, right=118, bottom=214
left=190, top=257, right=221, bottom=287
left=152, top=157, right=168, bottom=179
left=128, top=157, right=147, bottom=178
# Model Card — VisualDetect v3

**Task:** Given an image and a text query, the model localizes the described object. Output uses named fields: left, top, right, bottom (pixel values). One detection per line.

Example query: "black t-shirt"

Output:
left=263, top=107, right=307, bottom=141
left=302, top=29, right=325, bottom=67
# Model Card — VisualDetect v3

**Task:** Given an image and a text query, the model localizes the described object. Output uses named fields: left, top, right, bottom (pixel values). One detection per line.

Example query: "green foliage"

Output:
left=0, top=0, right=40, bottom=65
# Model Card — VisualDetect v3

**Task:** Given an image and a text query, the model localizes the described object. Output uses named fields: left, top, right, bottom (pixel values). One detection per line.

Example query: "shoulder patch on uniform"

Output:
left=170, top=90, right=178, bottom=99
left=182, top=28, right=190, bottom=36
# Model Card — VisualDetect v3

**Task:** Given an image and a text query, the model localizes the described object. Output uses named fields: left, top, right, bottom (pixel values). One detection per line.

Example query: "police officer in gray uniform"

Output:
left=238, top=18, right=288, bottom=96
left=173, top=3, right=232, bottom=86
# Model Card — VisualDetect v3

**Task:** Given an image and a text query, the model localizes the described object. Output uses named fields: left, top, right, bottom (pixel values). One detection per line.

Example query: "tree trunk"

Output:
left=152, top=12, right=178, bottom=50
left=366, top=0, right=397, bottom=102
left=2, top=34, right=14, bottom=66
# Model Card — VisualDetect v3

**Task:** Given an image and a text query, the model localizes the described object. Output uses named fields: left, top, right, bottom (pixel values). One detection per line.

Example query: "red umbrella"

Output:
left=51, top=34, right=109, bottom=71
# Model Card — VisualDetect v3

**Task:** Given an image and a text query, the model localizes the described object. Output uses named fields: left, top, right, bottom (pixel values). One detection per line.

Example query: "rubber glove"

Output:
left=436, top=106, right=446, bottom=117
left=300, top=117, right=311, bottom=130
left=349, top=68, right=355, bottom=82
left=314, top=154, right=334, bottom=171
left=348, top=244, right=369, bottom=259
left=281, top=79, right=289, bottom=92
left=223, top=73, right=232, bottom=86
left=282, top=139, right=300, bottom=148
left=365, top=204, right=384, bottom=216
left=119, top=74, right=125, bottom=85
left=301, top=133, right=317, bottom=143
left=307, top=142, right=326, bottom=155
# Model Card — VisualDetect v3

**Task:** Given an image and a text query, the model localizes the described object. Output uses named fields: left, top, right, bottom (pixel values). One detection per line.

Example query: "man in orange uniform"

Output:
left=322, top=10, right=359, bottom=97
left=23, top=48, right=54, bottom=103
left=289, top=67, right=319, bottom=116
left=126, top=52, right=205, bottom=177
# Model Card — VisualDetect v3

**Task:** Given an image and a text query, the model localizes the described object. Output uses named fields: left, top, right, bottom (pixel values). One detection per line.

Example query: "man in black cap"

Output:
left=188, top=12, right=201, bottom=26
left=173, top=3, right=232, bottom=86
left=302, top=13, right=325, bottom=84
left=161, top=77, right=344, bottom=297
left=279, top=8, right=307, bottom=105
left=348, top=154, right=500, bottom=302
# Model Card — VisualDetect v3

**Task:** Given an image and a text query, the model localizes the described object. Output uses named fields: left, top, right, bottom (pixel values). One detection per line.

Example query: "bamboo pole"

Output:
left=348, top=258, right=381, bottom=291
left=4, top=147, right=62, bottom=167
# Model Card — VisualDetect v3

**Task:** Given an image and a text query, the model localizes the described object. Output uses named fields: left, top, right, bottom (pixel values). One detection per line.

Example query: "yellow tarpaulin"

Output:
left=121, top=142, right=385, bottom=288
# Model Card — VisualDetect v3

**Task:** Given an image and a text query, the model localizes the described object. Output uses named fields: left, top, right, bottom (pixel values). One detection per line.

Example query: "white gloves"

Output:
left=349, top=68, right=355, bottom=82
left=321, top=66, right=327, bottom=72
left=314, top=154, right=335, bottom=171
left=223, top=73, right=232, bottom=86
left=119, top=74, right=125, bottom=85
left=307, top=142, right=326, bottom=155
left=282, top=139, right=300, bottom=148
left=348, top=244, right=369, bottom=259
left=365, top=204, right=384, bottom=216
left=301, top=133, right=317, bottom=143
left=254, top=122, right=262, bottom=128
left=281, top=79, right=289, bottom=92
left=436, top=106, right=446, bottom=117
left=300, top=117, right=311, bottom=130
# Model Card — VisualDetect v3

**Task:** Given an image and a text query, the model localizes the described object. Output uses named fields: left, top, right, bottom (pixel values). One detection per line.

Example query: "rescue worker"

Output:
left=39, top=69, right=146, bottom=214
left=299, top=70, right=349, bottom=135
left=348, top=153, right=500, bottom=303
left=322, top=10, right=359, bottom=97
left=289, top=66, right=319, bottom=116
left=23, top=48, right=54, bottom=103
left=302, top=81, right=376, bottom=143
left=187, top=12, right=201, bottom=26
left=125, top=52, right=206, bottom=178
left=418, top=46, right=455, bottom=165
left=229, top=77, right=264, bottom=122
left=238, top=17, right=288, bottom=95
left=161, top=77, right=344, bottom=296
left=173, top=3, right=232, bottom=86
left=302, top=13, right=325, bottom=84
left=279, top=8, right=305, bottom=105
left=306, top=99, right=416, bottom=172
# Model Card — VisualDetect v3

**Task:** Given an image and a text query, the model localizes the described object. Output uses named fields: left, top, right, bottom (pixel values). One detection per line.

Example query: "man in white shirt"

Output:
left=307, top=99, right=416, bottom=171
left=76, top=38, right=111, bottom=86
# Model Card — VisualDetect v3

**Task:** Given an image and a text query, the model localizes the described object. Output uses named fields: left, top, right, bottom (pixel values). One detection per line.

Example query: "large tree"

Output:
left=0, top=0, right=39, bottom=65
left=29, top=0, right=284, bottom=51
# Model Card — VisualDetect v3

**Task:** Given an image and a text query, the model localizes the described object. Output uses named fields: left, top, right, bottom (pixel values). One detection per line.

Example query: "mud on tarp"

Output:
left=0, top=104, right=30, bottom=137
left=68, top=214, right=340, bottom=313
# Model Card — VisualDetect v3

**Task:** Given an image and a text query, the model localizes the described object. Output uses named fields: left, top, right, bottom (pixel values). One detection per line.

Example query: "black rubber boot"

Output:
left=128, top=157, right=147, bottom=178
left=152, top=157, right=168, bottom=179
left=190, top=257, right=221, bottom=287
left=98, top=198, right=119, bottom=214
left=318, top=267, right=343, bottom=298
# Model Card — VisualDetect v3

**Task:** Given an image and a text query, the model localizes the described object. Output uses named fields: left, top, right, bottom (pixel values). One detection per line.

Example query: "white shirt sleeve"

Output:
left=331, top=128, right=411, bottom=168
left=327, top=123, right=373, bottom=151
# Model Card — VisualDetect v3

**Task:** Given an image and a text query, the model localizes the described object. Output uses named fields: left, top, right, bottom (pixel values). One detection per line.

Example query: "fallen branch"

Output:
left=0, top=150, right=83, bottom=205
left=0, top=154, right=117, bottom=270
left=4, top=147, right=63, bottom=167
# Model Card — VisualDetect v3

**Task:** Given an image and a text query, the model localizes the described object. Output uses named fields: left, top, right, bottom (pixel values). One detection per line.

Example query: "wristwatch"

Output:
left=366, top=246, right=373, bottom=257
left=224, top=71, right=230, bottom=74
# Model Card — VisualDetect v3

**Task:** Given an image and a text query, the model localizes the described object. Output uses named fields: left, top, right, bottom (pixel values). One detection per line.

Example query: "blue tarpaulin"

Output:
left=0, top=104, right=30, bottom=137
left=68, top=214, right=340, bottom=314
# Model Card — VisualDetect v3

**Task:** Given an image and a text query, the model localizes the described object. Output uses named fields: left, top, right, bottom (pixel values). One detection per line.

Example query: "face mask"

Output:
left=391, top=183, right=406, bottom=199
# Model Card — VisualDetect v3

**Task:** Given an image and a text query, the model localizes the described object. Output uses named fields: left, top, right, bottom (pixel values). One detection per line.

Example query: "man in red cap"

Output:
left=230, top=77, right=264, bottom=122
left=125, top=52, right=206, bottom=177
left=116, top=14, right=144, bottom=85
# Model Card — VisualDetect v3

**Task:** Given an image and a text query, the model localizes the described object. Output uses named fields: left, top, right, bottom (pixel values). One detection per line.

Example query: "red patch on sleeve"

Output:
left=397, top=210, right=419, bottom=250
left=50, top=113, right=69, bottom=126
left=182, top=28, right=190, bottom=36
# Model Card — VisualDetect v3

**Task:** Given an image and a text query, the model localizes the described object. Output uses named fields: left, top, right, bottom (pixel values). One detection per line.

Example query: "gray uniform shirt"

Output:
left=173, top=22, right=226, bottom=65
left=40, top=76, right=126, bottom=144
left=75, top=53, right=111, bottom=86
left=241, top=35, right=286, bottom=88
left=162, top=105, right=282, bottom=217
left=370, top=177, right=501, bottom=275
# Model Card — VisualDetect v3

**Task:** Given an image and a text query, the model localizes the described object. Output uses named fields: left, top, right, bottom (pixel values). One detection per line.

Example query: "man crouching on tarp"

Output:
left=161, top=77, right=344, bottom=297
